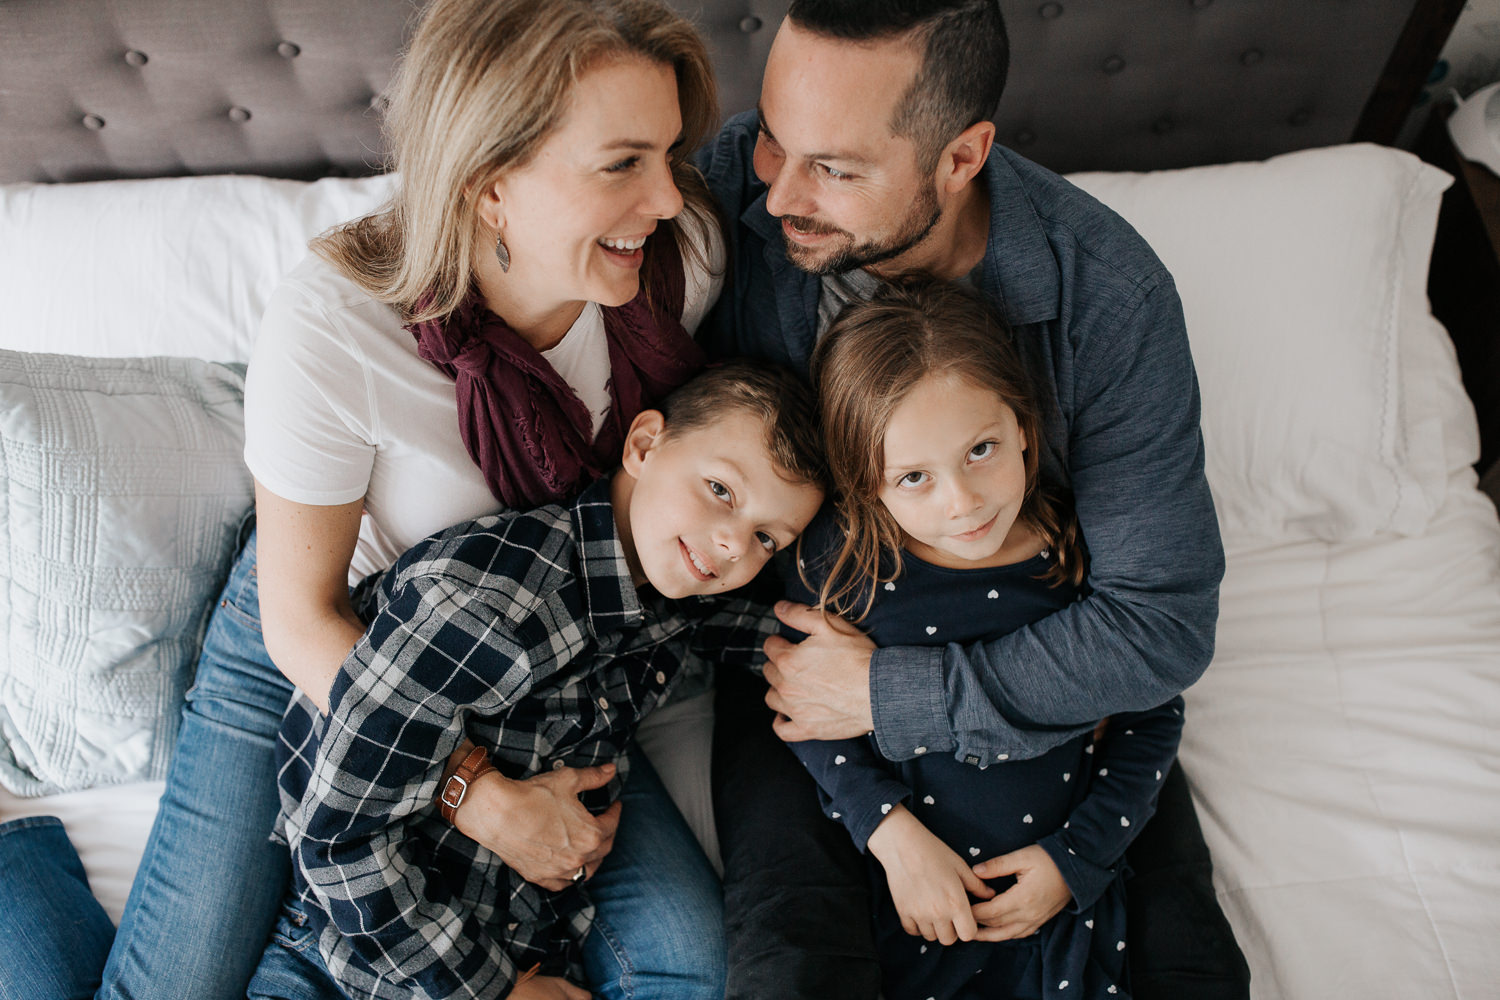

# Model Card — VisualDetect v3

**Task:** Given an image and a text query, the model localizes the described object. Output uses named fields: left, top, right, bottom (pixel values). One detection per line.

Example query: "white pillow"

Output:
left=1069, top=144, right=1456, bottom=543
left=0, top=351, right=252, bottom=796
left=0, top=173, right=397, bottom=363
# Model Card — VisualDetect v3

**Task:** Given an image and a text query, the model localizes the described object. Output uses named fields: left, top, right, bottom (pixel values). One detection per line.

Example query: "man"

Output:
left=696, top=2, right=1251, bottom=998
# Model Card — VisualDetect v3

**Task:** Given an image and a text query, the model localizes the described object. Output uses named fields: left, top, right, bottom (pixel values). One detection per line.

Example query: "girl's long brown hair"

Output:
left=806, top=277, right=1085, bottom=621
left=312, top=0, right=721, bottom=323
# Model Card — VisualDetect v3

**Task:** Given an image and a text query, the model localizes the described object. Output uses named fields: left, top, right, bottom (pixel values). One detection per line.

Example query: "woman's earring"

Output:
left=495, top=233, right=511, bottom=273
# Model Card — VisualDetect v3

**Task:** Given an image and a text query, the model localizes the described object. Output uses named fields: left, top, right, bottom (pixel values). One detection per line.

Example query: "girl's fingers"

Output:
left=972, top=921, right=1035, bottom=942
left=972, top=851, right=1024, bottom=879
left=954, top=904, right=980, bottom=942
left=958, top=862, right=996, bottom=900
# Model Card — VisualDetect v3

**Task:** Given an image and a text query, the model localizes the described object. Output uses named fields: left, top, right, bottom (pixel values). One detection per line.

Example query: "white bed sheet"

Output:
left=1183, top=472, right=1500, bottom=999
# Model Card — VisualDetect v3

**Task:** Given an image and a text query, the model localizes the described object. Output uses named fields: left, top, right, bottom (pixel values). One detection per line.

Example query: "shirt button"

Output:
left=597, top=696, right=609, bottom=710
left=914, top=746, right=927, bottom=755
left=655, top=671, right=667, bottom=685
left=551, top=759, right=566, bottom=771
left=997, top=753, right=1009, bottom=761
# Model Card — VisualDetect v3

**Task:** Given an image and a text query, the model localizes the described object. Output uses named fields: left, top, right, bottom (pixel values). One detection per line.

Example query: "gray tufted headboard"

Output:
left=0, top=0, right=1464, bottom=184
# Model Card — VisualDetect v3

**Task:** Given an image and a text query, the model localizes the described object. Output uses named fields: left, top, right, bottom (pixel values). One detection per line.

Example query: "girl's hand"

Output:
left=970, top=844, right=1072, bottom=940
left=510, top=974, right=591, bottom=1000
left=451, top=762, right=621, bottom=891
left=866, top=805, right=995, bottom=945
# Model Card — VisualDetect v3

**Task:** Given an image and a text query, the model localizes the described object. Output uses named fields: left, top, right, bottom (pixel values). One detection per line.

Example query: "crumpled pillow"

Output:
left=0, top=350, right=251, bottom=796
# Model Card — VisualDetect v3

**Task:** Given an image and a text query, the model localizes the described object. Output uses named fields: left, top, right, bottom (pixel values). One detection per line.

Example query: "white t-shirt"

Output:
left=244, top=215, right=724, bottom=583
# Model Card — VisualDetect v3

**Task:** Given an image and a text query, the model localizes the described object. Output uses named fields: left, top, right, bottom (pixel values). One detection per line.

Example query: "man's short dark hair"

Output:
left=786, top=0, right=1008, bottom=173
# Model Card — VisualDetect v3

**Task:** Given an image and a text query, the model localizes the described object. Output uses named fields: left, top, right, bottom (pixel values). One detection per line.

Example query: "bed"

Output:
left=1, top=1, right=1497, bottom=997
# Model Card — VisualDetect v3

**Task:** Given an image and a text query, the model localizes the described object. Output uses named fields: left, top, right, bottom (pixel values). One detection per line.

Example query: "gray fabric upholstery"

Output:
left=0, top=0, right=1427, bottom=182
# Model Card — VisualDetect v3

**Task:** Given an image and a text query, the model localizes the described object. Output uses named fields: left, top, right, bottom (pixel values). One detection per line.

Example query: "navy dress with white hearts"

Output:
left=787, top=517, right=1184, bottom=1000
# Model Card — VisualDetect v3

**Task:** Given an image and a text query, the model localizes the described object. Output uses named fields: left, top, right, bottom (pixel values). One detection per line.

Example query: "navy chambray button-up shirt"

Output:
left=275, top=479, right=775, bottom=1000
left=698, top=111, right=1223, bottom=764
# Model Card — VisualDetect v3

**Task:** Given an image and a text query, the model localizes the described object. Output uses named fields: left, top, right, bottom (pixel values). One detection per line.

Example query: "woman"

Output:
left=0, top=2, right=727, bottom=998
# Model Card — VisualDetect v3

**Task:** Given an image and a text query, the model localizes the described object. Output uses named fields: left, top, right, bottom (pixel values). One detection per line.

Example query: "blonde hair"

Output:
left=806, top=277, right=1085, bottom=621
left=313, top=0, right=720, bottom=323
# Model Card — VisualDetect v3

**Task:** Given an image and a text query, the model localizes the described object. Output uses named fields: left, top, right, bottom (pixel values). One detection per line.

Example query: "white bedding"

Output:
left=1183, top=472, right=1500, bottom=999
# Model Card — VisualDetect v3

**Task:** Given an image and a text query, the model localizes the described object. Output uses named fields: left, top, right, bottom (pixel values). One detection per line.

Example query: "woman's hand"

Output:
left=510, top=975, right=591, bottom=1000
left=452, top=762, right=622, bottom=891
left=866, top=805, right=995, bottom=945
left=764, top=601, right=878, bottom=741
left=970, top=844, right=1072, bottom=940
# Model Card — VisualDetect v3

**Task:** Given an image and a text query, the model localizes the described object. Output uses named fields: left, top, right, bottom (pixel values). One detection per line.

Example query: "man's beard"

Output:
left=780, top=185, right=942, bottom=276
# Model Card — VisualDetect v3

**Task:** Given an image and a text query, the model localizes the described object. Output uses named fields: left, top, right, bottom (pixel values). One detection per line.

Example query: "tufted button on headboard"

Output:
left=0, top=0, right=415, bottom=183
left=0, top=0, right=1460, bottom=183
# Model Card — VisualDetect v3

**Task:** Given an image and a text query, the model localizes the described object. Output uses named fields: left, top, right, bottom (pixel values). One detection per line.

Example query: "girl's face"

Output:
left=487, top=55, right=686, bottom=332
left=877, top=373, right=1033, bottom=569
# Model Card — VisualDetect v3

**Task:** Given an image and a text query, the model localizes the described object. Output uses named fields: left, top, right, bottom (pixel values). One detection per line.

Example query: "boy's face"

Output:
left=617, top=409, right=824, bottom=599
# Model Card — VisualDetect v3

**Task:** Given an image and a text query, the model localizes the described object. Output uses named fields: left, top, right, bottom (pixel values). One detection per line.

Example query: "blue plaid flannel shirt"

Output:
left=275, top=479, right=775, bottom=1000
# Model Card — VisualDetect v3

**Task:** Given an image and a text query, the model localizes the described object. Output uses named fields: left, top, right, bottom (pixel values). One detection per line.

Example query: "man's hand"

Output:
left=510, top=975, right=591, bottom=1000
left=970, top=844, right=1072, bottom=941
left=764, top=601, right=878, bottom=741
left=866, top=805, right=995, bottom=945
left=453, top=763, right=621, bottom=891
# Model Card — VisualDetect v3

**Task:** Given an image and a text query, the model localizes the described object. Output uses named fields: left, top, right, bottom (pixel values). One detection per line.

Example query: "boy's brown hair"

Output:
left=657, top=360, right=829, bottom=492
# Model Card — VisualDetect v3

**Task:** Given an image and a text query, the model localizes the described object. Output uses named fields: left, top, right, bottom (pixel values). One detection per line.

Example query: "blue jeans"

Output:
left=101, top=524, right=295, bottom=1000
left=582, top=752, right=726, bottom=999
left=0, top=817, right=117, bottom=1000
left=251, top=752, right=726, bottom=1000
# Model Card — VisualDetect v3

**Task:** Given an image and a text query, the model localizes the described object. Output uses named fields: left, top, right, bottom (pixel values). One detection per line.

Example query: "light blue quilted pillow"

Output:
left=0, top=351, right=252, bottom=796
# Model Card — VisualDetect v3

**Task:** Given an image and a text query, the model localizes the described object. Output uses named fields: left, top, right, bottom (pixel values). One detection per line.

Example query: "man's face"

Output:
left=752, top=20, right=941, bottom=275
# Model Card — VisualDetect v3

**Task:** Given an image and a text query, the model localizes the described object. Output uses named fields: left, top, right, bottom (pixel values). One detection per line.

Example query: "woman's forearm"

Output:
left=264, top=604, right=366, bottom=713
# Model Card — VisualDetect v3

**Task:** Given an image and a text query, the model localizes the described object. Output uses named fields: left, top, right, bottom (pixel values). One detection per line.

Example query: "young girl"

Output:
left=787, top=278, right=1184, bottom=1000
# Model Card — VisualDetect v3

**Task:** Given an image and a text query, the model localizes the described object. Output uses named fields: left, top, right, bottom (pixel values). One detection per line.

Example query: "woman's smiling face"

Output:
left=488, top=55, right=686, bottom=323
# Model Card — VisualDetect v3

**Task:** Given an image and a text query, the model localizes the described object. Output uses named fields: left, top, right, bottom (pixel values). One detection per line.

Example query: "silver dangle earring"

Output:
left=495, top=233, right=511, bottom=273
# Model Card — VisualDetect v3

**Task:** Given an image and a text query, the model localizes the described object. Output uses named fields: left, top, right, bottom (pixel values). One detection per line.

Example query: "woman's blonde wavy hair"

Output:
left=806, top=276, right=1086, bottom=622
left=313, top=0, right=720, bottom=323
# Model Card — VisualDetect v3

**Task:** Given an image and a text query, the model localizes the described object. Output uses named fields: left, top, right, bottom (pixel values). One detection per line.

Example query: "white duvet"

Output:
left=1184, top=473, right=1500, bottom=999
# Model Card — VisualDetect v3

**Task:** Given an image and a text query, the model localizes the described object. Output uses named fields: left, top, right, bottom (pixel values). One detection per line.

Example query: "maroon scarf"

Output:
left=406, top=236, right=706, bottom=508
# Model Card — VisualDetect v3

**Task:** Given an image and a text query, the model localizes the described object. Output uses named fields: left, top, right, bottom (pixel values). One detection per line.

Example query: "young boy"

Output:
left=269, top=362, right=827, bottom=1000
